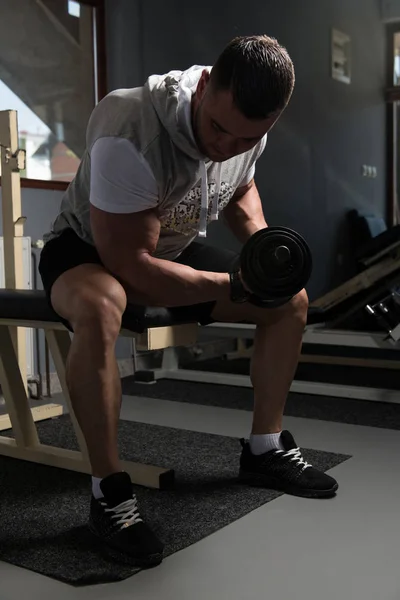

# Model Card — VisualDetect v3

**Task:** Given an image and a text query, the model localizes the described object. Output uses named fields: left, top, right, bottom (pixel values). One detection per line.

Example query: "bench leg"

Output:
left=43, top=328, right=174, bottom=490
left=0, top=403, right=64, bottom=432
left=0, top=324, right=40, bottom=446
left=225, top=338, right=253, bottom=360
left=44, top=329, right=90, bottom=461
left=0, top=435, right=173, bottom=489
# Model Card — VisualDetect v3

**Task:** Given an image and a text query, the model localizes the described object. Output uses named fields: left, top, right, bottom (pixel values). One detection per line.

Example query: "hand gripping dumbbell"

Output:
left=229, top=226, right=313, bottom=308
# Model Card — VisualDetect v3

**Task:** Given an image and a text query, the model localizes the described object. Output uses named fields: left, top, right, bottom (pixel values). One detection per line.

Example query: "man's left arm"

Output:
left=222, top=179, right=267, bottom=244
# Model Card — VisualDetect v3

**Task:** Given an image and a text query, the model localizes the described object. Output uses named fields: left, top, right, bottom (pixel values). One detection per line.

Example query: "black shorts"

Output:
left=38, top=228, right=239, bottom=326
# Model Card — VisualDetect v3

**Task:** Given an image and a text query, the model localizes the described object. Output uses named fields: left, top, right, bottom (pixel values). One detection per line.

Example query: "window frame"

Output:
left=0, top=0, right=107, bottom=191
left=386, top=22, right=400, bottom=227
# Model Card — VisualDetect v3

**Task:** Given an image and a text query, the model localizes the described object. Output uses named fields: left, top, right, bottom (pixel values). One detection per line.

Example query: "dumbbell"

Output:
left=239, top=226, right=313, bottom=308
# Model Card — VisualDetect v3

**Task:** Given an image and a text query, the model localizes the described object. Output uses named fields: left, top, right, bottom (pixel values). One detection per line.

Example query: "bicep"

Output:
left=90, top=205, right=161, bottom=276
left=89, top=136, right=161, bottom=274
left=231, top=178, right=255, bottom=201
left=223, top=179, right=266, bottom=223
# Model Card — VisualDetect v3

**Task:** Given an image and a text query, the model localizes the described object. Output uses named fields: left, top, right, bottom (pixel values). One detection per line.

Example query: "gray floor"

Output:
left=2, top=393, right=400, bottom=600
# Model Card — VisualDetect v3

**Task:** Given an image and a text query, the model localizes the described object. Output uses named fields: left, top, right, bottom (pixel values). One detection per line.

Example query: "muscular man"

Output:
left=39, top=35, right=338, bottom=567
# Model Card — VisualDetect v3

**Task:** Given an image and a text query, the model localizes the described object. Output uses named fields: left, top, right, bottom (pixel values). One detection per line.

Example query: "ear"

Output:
left=267, top=109, right=284, bottom=130
left=196, top=69, right=211, bottom=98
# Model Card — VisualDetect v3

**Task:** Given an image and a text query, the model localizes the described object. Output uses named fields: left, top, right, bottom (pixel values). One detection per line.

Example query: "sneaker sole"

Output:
left=238, top=469, right=339, bottom=498
left=88, top=523, right=163, bottom=568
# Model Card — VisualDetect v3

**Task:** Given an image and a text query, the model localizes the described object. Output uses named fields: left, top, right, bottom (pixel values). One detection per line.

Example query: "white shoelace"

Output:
left=275, top=447, right=312, bottom=472
left=101, top=497, right=143, bottom=529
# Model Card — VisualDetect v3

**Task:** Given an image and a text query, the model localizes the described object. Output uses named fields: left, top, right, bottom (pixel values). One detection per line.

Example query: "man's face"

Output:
left=192, top=70, right=281, bottom=162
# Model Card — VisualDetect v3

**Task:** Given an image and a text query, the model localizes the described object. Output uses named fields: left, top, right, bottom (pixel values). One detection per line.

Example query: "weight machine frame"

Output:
left=134, top=322, right=400, bottom=404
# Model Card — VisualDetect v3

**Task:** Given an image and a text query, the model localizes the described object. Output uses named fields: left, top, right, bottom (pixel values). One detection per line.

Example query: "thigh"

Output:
left=39, top=228, right=103, bottom=299
left=171, top=242, right=240, bottom=325
left=176, top=241, right=239, bottom=272
left=211, top=288, right=309, bottom=326
left=50, top=263, right=127, bottom=326
left=39, top=229, right=126, bottom=328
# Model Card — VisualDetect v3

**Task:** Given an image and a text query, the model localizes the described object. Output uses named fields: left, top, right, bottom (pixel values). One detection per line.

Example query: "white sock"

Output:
left=249, top=432, right=284, bottom=455
left=92, top=476, right=104, bottom=499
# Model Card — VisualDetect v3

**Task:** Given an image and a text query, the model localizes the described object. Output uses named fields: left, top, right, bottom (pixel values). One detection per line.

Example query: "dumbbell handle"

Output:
left=274, top=245, right=291, bottom=264
left=229, top=268, right=293, bottom=307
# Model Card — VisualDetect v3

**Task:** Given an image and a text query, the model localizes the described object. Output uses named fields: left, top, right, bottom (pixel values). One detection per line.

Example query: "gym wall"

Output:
left=0, top=0, right=388, bottom=379
left=105, top=0, right=387, bottom=301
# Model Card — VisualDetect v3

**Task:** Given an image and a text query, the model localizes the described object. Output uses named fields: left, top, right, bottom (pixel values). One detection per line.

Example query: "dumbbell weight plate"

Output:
left=240, top=226, right=313, bottom=300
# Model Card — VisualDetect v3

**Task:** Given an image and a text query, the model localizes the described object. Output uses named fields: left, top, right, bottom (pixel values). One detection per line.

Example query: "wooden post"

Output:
left=45, top=329, right=90, bottom=461
left=0, top=110, right=27, bottom=390
left=0, top=324, right=39, bottom=447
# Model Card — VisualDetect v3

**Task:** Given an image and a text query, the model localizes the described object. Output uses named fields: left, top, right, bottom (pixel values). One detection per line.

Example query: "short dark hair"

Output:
left=210, top=35, right=295, bottom=119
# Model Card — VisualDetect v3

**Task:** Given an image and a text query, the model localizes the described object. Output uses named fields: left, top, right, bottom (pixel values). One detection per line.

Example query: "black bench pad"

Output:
left=0, top=289, right=328, bottom=333
left=0, top=289, right=199, bottom=334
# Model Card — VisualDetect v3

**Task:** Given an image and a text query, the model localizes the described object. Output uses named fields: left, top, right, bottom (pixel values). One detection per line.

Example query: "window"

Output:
left=68, top=0, right=81, bottom=17
left=0, top=0, right=106, bottom=190
left=394, top=32, right=400, bottom=85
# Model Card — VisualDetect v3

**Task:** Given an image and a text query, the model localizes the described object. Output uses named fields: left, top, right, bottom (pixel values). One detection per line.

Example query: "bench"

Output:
left=0, top=288, right=198, bottom=490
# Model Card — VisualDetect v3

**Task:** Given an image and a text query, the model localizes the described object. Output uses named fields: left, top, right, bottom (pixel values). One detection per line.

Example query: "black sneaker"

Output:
left=239, top=430, right=339, bottom=498
left=88, top=471, right=164, bottom=567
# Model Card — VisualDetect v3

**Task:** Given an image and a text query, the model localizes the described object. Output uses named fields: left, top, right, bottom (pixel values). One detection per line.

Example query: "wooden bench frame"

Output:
left=0, top=107, right=200, bottom=490
left=0, top=317, right=197, bottom=489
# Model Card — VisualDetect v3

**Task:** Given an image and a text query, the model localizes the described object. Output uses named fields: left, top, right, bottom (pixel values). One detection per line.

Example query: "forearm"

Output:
left=223, top=183, right=267, bottom=244
left=223, top=204, right=267, bottom=243
left=117, top=255, right=230, bottom=307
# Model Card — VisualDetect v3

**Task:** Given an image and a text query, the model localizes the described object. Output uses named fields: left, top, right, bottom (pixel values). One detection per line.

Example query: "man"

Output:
left=39, top=35, right=338, bottom=567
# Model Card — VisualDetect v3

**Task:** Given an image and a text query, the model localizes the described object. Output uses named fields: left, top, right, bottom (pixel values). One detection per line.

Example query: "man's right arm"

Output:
left=91, top=204, right=230, bottom=307
left=89, top=136, right=230, bottom=307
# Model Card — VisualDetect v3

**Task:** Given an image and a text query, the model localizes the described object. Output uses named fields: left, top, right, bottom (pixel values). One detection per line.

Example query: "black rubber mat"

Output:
left=0, top=415, right=349, bottom=586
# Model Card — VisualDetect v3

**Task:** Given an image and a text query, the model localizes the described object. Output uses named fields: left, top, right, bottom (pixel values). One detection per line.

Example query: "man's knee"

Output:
left=289, top=288, right=309, bottom=327
left=61, top=277, right=127, bottom=343
left=74, top=292, right=125, bottom=340
left=251, top=288, right=308, bottom=327
left=76, top=294, right=124, bottom=337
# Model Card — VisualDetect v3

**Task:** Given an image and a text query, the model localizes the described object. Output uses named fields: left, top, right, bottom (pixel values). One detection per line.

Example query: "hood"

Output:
left=146, top=65, right=206, bottom=160
left=145, top=65, right=221, bottom=237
